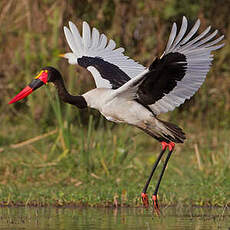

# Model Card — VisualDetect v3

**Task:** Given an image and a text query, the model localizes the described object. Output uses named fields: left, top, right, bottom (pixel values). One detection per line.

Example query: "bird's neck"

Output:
left=52, top=76, right=87, bottom=109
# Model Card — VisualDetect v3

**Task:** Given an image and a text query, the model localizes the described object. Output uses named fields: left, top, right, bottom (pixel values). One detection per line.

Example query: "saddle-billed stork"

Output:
left=9, top=17, right=224, bottom=212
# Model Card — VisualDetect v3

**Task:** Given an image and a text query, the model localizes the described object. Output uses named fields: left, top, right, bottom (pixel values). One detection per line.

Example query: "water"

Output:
left=0, top=206, right=229, bottom=230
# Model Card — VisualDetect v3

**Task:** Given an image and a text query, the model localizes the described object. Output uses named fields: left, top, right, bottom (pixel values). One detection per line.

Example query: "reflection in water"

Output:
left=0, top=206, right=229, bottom=230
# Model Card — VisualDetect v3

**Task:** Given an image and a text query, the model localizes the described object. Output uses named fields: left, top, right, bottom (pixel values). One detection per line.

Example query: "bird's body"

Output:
left=83, top=87, right=185, bottom=143
left=9, top=16, right=224, bottom=212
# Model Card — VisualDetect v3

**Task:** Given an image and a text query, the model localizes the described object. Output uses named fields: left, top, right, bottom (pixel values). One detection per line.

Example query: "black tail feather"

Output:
left=158, top=119, right=186, bottom=143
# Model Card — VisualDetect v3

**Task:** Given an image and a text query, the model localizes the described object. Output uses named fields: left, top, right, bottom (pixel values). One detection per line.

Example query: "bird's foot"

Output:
left=141, top=192, right=149, bottom=208
left=152, top=194, right=161, bottom=215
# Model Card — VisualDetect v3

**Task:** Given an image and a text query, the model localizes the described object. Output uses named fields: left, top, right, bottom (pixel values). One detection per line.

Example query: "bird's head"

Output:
left=8, top=66, right=60, bottom=104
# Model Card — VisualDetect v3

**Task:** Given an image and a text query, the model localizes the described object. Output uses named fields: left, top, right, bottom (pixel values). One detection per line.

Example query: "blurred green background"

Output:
left=0, top=0, right=230, bottom=207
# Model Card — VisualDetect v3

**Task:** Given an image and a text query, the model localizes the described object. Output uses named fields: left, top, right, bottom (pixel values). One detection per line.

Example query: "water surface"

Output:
left=0, top=206, right=229, bottom=230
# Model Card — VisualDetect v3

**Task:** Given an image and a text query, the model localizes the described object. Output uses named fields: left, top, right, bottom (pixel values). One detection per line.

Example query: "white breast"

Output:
left=82, top=88, right=153, bottom=126
left=82, top=88, right=114, bottom=110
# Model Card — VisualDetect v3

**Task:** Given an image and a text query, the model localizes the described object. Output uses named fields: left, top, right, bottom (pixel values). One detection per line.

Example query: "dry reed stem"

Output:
left=20, top=161, right=57, bottom=168
left=10, top=129, right=57, bottom=149
left=91, top=173, right=102, bottom=180
left=194, top=143, right=203, bottom=170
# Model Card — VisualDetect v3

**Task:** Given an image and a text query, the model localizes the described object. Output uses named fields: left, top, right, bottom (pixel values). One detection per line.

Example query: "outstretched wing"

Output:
left=63, top=21, right=145, bottom=89
left=115, top=16, right=224, bottom=115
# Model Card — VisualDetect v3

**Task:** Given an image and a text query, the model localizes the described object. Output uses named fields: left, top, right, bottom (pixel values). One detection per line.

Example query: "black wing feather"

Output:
left=137, top=52, right=187, bottom=105
left=78, top=56, right=131, bottom=89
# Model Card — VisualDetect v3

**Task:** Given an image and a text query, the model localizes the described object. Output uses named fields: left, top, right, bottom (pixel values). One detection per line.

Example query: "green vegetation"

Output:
left=0, top=0, right=230, bottom=207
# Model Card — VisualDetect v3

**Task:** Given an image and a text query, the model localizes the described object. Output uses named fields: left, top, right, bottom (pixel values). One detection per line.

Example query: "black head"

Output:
left=9, top=66, right=61, bottom=104
left=41, top=66, right=62, bottom=83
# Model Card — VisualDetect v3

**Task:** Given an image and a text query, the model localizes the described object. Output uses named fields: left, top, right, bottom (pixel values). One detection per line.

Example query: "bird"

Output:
left=9, top=16, right=224, bottom=213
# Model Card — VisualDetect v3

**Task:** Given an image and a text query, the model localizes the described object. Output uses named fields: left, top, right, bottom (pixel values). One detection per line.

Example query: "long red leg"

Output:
left=152, top=142, right=175, bottom=214
left=141, top=142, right=167, bottom=208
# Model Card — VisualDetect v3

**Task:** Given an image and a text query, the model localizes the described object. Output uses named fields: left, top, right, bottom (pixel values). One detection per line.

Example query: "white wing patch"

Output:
left=150, top=16, right=224, bottom=115
left=87, top=66, right=112, bottom=88
left=63, top=21, right=146, bottom=88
